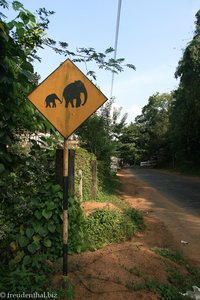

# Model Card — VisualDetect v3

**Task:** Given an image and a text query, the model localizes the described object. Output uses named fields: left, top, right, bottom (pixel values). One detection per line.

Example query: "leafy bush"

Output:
left=68, top=197, right=85, bottom=254
left=82, top=208, right=137, bottom=250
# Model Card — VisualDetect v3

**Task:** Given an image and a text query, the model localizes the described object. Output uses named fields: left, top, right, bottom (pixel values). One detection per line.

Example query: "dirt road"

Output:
left=119, top=168, right=200, bottom=267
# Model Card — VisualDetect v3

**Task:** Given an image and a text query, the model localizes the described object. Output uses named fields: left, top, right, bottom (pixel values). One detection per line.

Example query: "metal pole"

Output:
left=110, top=0, right=122, bottom=99
left=63, top=138, right=69, bottom=277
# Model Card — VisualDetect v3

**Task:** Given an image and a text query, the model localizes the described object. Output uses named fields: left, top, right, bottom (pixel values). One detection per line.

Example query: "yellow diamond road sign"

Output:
left=28, top=59, right=108, bottom=138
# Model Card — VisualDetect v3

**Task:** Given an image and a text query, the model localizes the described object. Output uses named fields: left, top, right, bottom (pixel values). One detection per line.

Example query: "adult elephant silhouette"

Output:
left=45, top=93, right=62, bottom=108
left=62, top=80, right=87, bottom=108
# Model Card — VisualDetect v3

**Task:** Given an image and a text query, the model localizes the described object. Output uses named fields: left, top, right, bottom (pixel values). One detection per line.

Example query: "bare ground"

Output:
left=53, top=168, right=200, bottom=299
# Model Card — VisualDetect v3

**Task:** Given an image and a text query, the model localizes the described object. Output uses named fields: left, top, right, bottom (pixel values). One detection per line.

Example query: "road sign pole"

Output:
left=63, top=138, right=69, bottom=277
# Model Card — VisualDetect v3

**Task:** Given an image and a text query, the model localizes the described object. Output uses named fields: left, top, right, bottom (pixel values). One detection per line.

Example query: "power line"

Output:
left=110, top=0, right=122, bottom=99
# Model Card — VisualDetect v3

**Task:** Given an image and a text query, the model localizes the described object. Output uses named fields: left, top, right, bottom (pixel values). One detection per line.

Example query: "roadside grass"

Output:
left=126, top=278, right=190, bottom=300
left=96, top=173, right=130, bottom=210
left=152, top=247, right=186, bottom=265
left=125, top=247, right=200, bottom=300
left=152, top=247, right=200, bottom=289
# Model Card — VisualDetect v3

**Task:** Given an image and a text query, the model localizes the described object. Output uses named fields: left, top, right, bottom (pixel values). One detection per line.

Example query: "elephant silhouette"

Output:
left=45, top=93, right=62, bottom=108
left=62, top=80, right=87, bottom=108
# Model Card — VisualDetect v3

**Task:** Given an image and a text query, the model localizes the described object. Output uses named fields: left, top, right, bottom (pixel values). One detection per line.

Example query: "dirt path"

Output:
left=54, top=168, right=200, bottom=299
left=119, top=168, right=200, bottom=268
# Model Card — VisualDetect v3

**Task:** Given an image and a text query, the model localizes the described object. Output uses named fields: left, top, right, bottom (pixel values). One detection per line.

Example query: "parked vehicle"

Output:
left=140, top=160, right=157, bottom=167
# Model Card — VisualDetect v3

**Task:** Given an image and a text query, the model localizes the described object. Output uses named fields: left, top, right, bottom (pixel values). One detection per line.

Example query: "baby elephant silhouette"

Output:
left=45, top=93, right=62, bottom=108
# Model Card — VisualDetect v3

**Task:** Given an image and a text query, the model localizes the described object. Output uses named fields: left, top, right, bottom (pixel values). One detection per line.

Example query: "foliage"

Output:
left=134, top=92, right=173, bottom=164
left=0, top=2, right=54, bottom=172
left=124, top=208, right=146, bottom=231
left=76, top=114, right=113, bottom=162
left=0, top=142, right=99, bottom=266
left=0, top=265, right=54, bottom=294
left=0, top=265, right=73, bottom=299
left=0, top=140, right=61, bottom=265
left=169, top=9, right=200, bottom=170
left=77, top=102, right=127, bottom=180
left=74, top=147, right=96, bottom=201
left=151, top=247, right=200, bottom=297
left=117, top=122, right=142, bottom=164
left=127, top=278, right=188, bottom=300
left=68, top=196, right=85, bottom=254
left=152, top=247, right=186, bottom=266
left=82, top=208, right=144, bottom=251
left=117, top=92, right=173, bottom=165
left=0, top=136, right=76, bottom=298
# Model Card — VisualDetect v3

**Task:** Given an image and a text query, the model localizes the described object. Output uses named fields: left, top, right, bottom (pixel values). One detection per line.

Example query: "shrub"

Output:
left=82, top=208, right=137, bottom=250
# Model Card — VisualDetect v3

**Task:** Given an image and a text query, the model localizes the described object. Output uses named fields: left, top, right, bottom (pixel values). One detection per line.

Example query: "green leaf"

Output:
left=16, top=27, right=25, bottom=38
left=18, top=235, right=29, bottom=247
left=48, top=223, right=56, bottom=233
left=51, top=184, right=61, bottom=193
left=42, top=209, right=52, bottom=220
left=33, top=222, right=40, bottom=233
left=57, top=191, right=63, bottom=199
left=21, top=61, right=34, bottom=72
left=27, top=242, right=40, bottom=254
left=43, top=239, right=52, bottom=248
left=27, top=12, right=35, bottom=23
left=19, top=11, right=29, bottom=24
left=32, top=234, right=41, bottom=242
left=126, top=63, right=136, bottom=70
left=26, top=228, right=34, bottom=238
left=23, top=255, right=31, bottom=266
left=105, top=47, right=114, bottom=54
left=12, top=1, right=23, bottom=11
left=0, top=0, right=9, bottom=9
left=38, top=226, right=48, bottom=237
left=46, top=202, right=56, bottom=211
left=34, top=210, right=42, bottom=220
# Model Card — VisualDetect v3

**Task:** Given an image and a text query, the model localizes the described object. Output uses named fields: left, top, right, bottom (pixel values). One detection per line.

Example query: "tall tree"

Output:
left=171, top=9, right=200, bottom=168
left=117, top=122, right=141, bottom=165
left=135, top=92, right=173, bottom=163
left=76, top=104, right=127, bottom=165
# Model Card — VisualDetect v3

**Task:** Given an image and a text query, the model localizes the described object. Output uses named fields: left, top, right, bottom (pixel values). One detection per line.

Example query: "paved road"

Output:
left=129, top=167, right=200, bottom=216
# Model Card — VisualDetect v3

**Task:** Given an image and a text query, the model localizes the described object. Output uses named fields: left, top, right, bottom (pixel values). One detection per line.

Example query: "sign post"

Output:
left=63, top=138, right=69, bottom=277
left=28, top=59, right=108, bottom=279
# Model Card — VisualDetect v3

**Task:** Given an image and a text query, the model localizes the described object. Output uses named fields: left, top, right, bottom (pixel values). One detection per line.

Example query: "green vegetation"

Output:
left=0, top=135, right=145, bottom=298
left=136, top=247, right=200, bottom=299
left=74, top=147, right=96, bottom=200
left=152, top=247, right=200, bottom=287
left=127, top=278, right=189, bottom=300
left=82, top=208, right=144, bottom=251
left=152, top=247, right=186, bottom=266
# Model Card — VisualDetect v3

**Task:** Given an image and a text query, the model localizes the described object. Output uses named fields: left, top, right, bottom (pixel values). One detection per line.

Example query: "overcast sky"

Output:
left=5, top=0, right=200, bottom=122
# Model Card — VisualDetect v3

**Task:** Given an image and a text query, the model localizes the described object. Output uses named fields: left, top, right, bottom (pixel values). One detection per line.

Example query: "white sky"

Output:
left=4, top=0, right=200, bottom=122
